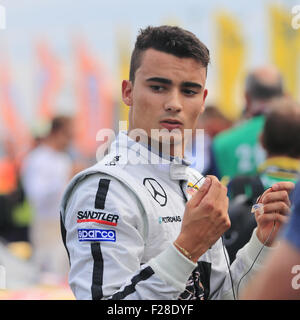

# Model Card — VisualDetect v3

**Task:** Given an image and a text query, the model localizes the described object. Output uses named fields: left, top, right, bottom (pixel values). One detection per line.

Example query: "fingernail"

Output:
left=251, top=203, right=264, bottom=215
left=203, top=177, right=211, bottom=187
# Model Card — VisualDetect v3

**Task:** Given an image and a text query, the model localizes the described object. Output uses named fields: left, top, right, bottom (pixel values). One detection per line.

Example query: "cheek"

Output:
left=133, top=89, right=160, bottom=118
left=186, top=103, right=203, bottom=123
left=130, top=92, right=155, bottom=132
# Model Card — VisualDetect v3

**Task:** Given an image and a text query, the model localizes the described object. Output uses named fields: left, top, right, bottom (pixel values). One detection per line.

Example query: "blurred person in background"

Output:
left=211, top=65, right=284, bottom=182
left=21, top=115, right=79, bottom=283
left=224, top=97, right=300, bottom=262
left=198, top=105, right=233, bottom=139
left=0, top=137, right=37, bottom=290
left=188, top=105, right=232, bottom=175
left=0, top=137, right=32, bottom=246
left=241, top=179, right=300, bottom=300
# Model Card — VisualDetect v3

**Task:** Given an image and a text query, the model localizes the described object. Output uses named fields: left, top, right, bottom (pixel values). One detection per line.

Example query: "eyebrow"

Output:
left=146, top=77, right=202, bottom=89
left=146, top=77, right=172, bottom=84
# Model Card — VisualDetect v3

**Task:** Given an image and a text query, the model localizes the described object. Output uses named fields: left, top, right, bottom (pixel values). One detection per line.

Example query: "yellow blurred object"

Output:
left=215, top=11, right=246, bottom=121
left=269, top=5, right=300, bottom=100
left=7, top=241, right=32, bottom=260
left=220, top=175, right=230, bottom=187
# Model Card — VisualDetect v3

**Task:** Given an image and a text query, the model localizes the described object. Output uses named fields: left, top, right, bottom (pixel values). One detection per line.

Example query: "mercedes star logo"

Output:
left=143, top=178, right=167, bottom=207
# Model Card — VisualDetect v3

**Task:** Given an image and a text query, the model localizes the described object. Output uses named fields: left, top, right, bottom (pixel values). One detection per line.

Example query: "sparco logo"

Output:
left=159, top=216, right=182, bottom=224
left=143, top=178, right=167, bottom=206
left=77, top=210, right=119, bottom=226
left=78, top=229, right=116, bottom=242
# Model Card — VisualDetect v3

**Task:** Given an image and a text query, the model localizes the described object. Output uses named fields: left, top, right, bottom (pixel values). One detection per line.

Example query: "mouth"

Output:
left=160, top=119, right=183, bottom=130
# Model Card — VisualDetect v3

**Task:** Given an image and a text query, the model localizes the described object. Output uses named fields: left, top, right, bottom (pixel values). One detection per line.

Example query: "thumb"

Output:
left=188, top=176, right=212, bottom=208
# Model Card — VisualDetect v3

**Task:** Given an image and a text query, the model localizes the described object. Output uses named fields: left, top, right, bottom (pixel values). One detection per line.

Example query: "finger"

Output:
left=203, top=175, right=225, bottom=201
left=200, top=178, right=228, bottom=217
left=263, top=201, right=290, bottom=216
left=271, top=181, right=295, bottom=193
left=262, top=190, right=291, bottom=207
left=258, top=182, right=295, bottom=203
left=256, top=212, right=289, bottom=225
left=257, top=187, right=272, bottom=203
left=188, top=176, right=212, bottom=208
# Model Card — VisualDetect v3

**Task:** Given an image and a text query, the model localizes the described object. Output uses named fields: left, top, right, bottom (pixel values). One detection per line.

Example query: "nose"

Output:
left=164, top=89, right=183, bottom=113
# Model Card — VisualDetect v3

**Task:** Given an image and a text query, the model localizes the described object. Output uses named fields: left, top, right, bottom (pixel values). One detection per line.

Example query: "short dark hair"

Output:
left=245, top=73, right=283, bottom=100
left=50, top=116, right=72, bottom=134
left=129, top=25, right=210, bottom=82
left=262, top=98, right=300, bottom=158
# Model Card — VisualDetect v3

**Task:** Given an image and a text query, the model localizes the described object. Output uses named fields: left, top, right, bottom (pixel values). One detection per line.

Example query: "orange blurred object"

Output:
left=73, top=39, right=114, bottom=159
left=0, top=157, right=17, bottom=194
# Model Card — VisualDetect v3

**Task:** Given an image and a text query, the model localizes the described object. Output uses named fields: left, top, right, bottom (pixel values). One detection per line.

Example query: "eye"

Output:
left=182, top=88, right=198, bottom=96
left=150, top=85, right=165, bottom=92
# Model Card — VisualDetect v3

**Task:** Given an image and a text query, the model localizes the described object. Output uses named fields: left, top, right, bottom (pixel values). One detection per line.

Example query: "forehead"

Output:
left=135, top=48, right=207, bottom=84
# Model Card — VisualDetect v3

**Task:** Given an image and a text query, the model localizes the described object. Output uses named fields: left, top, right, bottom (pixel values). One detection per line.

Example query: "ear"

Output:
left=122, top=80, right=133, bottom=106
left=203, top=88, right=208, bottom=103
left=200, top=88, right=208, bottom=113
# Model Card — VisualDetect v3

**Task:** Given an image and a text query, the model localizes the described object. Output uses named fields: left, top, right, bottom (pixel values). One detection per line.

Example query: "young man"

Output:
left=60, top=26, right=293, bottom=300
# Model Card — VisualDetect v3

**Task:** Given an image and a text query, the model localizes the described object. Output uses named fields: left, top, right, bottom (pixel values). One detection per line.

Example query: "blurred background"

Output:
left=0, top=0, right=299, bottom=299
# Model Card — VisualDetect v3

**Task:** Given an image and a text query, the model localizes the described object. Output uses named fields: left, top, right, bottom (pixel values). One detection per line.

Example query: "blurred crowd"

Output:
left=0, top=64, right=300, bottom=292
left=0, top=115, right=88, bottom=289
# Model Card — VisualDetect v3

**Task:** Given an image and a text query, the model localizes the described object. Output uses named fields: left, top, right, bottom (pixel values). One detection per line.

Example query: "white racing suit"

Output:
left=60, top=131, right=274, bottom=300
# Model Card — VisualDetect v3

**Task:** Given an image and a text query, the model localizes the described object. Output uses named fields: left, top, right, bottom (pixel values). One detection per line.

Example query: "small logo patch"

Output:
left=186, top=182, right=199, bottom=196
left=158, top=216, right=182, bottom=224
left=78, top=229, right=116, bottom=242
left=77, top=210, right=119, bottom=226
left=143, top=178, right=167, bottom=207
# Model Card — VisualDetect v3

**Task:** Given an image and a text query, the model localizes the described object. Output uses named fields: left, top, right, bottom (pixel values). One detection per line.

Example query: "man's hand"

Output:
left=175, top=175, right=231, bottom=262
left=255, top=181, right=295, bottom=246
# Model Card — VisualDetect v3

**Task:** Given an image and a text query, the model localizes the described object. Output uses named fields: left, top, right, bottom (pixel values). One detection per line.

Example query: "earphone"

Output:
left=225, top=187, right=276, bottom=300
left=235, top=221, right=276, bottom=299
left=191, top=176, right=237, bottom=298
